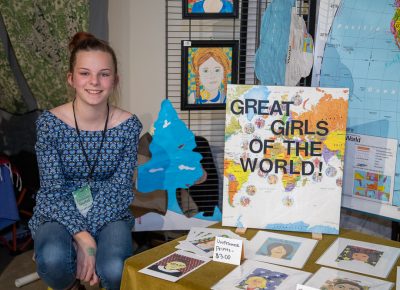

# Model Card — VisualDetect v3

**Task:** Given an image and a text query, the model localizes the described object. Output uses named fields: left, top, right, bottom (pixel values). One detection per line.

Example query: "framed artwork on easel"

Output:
left=222, top=85, right=349, bottom=234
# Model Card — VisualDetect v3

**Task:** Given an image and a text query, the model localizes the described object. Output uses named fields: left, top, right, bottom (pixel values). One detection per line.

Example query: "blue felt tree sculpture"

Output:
left=137, top=99, right=221, bottom=220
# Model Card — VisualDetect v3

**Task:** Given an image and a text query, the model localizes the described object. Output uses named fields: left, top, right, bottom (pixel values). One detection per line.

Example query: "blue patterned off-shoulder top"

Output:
left=29, top=111, right=142, bottom=238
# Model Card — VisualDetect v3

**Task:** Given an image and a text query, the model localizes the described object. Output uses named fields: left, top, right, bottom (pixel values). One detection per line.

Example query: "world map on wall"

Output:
left=223, top=85, right=349, bottom=234
left=314, top=0, right=400, bottom=207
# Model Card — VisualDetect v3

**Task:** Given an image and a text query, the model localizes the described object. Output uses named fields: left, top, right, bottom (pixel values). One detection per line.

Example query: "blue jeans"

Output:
left=34, top=220, right=133, bottom=290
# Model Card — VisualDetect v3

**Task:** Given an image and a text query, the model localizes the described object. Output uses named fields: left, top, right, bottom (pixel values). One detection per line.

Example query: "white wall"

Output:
left=108, top=0, right=165, bottom=134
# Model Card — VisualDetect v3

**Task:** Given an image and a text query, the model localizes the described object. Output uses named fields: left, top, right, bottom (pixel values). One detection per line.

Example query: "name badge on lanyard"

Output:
left=72, top=99, right=109, bottom=217
left=73, top=184, right=93, bottom=217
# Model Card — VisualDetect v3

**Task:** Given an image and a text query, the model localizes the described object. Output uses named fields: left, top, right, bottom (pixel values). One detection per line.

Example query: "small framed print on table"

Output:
left=181, top=40, right=238, bottom=111
left=182, top=0, right=239, bottom=19
left=316, top=237, right=400, bottom=278
left=211, top=260, right=311, bottom=290
left=247, top=231, right=318, bottom=269
left=305, top=267, right=394, bottom=290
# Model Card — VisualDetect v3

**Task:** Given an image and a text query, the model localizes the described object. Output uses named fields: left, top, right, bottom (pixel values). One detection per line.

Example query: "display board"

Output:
left=222, top=85, right=349, bottom=234
left=312, top=0, right=400, bottom=220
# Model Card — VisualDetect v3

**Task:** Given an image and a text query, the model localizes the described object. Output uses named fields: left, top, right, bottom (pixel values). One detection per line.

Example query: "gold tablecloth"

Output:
left=121, top=224, right=400, bottom=290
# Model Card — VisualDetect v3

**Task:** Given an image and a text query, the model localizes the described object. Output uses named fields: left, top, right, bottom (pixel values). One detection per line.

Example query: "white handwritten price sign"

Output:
left=212, top=236, right=243, bottom=265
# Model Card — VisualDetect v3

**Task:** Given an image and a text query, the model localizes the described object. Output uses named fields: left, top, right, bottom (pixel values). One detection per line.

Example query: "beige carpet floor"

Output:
left=0, top=249, right=98, bottom=290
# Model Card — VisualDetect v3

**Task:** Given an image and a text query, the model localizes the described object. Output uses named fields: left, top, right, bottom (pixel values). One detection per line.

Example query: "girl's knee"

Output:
left=36, top=251, right=75, bottom=290
left=36, top=244, right=69, bottom=274
left=97, top=258, right=124, bottom=290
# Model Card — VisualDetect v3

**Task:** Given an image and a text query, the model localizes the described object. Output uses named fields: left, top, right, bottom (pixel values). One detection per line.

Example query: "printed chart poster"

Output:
left=342, top=133, right=399, bottom=220
left=223, top=85, right=349, bottom=234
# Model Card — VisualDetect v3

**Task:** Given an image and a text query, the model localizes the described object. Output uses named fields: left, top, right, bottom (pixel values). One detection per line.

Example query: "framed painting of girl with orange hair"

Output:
left=181, top=40, right=238, bottom=110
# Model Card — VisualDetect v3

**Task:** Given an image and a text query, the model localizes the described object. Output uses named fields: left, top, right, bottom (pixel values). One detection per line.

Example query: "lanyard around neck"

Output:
left=72, top=99, right=109, bottom=181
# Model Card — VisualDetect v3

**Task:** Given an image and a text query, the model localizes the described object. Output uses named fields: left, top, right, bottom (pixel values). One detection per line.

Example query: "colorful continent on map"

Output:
left=225, top=116, right=242, bottom=141
left=293, top=93, right=348, bottom=164
left=391, top=1, right=400, bottom=48
left=223, top=159, right=251, bottom=206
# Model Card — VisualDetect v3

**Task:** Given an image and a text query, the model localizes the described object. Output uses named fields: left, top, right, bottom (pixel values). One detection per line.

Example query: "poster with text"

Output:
left=342, top=133, right=399, bottom=220
left=223, top=85, right=349, bottom=234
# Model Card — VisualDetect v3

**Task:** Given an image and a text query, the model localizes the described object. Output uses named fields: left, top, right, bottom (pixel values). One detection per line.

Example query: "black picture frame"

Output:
left=182, top=0, right=239, bottom=19
left=181, top=40, right=239, bottom=110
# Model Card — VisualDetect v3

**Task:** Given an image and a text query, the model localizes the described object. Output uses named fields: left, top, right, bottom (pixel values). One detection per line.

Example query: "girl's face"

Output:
left=246, top=276, right=266, bottom=288
left=270, top=245, right=287, bottom=258
left=198, top=57, right=224, bottom=92
left=352, top=252, right=369, bottom=262
left=68, top=50, right=117, bottom=106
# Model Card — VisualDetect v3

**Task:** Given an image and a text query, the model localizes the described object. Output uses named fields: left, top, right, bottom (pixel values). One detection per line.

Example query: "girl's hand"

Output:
left=73, top=231, right=99, bottom=285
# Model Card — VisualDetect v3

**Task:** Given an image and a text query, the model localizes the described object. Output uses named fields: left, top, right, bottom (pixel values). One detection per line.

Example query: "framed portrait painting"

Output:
left=316, top=237, right=400, bottom=278
left=182, top=0, right=239, bottom=19
left=181, top=40, right=238, bottom=110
